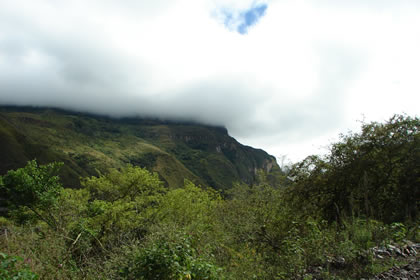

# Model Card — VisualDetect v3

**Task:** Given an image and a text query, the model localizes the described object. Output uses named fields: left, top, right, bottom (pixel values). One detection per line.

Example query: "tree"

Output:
left=157, top=180, right=221, bottom=232
left=290, top=115, right=419, bottom=223
left=0, top=160, right=63, bottom=229
left=79, top=165, right=166, bottom=245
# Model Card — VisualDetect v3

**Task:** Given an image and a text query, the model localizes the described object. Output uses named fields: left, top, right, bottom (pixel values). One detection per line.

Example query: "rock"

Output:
left=373, top=260, right=420, bottom=280
left=387, top=244, right=397, bottom=251
left=371, top=243, right=420, bottom=260
left=394, top=247, right=403, bottom=256
left=403, top=264, right=414, bottom=271
left=336, top=257, right=345, bottom=264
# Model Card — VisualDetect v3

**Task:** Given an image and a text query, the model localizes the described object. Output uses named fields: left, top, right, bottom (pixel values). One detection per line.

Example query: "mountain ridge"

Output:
left=0, top=106, right=281, bottom=189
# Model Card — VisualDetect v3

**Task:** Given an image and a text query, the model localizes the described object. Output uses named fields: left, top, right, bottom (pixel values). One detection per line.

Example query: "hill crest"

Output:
left=0, top=106, right=281, bottom=189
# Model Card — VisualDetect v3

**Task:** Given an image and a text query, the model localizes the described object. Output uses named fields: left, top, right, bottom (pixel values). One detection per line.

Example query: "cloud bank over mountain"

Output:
left=0, top=0, right=419, bottom=161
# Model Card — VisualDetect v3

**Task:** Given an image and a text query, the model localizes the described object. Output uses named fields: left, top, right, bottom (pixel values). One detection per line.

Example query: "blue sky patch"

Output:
left=220, top=2, right=268, bottom=35
left=238, top=4, right=267, bottom=34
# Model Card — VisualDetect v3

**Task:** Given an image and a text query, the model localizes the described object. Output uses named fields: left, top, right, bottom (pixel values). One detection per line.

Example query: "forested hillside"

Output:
left=0, top=114, right=418, bottom=279
left=0, top=106, right=280, bottom=190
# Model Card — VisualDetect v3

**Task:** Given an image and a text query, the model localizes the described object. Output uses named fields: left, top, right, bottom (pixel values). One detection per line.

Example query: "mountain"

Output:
left=0, top=106, right=281, bottom=189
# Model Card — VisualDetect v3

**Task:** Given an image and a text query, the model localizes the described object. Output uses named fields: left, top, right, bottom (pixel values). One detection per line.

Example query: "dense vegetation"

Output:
left=0, top=114, right=419, bottom=279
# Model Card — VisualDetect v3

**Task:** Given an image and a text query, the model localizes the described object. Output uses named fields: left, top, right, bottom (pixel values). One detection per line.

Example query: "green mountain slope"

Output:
left=0, top=106, right=280, bottom=189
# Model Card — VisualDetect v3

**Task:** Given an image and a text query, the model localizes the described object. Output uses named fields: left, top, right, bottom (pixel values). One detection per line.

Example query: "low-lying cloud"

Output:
left=0, top=0, right=419, bottom=161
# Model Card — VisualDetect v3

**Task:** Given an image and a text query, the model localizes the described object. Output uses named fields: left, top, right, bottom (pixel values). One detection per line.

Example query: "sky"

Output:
left=0, top=0, right=419, bottom=162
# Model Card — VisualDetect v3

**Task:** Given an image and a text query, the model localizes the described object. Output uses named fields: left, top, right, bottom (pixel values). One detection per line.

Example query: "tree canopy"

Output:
left=290, top=114, right=419, bottom=223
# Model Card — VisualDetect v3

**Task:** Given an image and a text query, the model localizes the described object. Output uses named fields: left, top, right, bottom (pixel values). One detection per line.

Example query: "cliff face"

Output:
left=0, top=106, right=280, bottom=189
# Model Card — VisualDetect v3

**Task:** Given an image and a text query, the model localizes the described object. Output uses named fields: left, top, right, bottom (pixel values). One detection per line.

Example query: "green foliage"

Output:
left=0, top=252, right=38, bottom=280
left=0, top=160, right=63, bottom=229
left=0, top=114, right=418, bottom=279
left=157, top=180, right=221, bottom=231
left=117, top=232, right=222, bottom=280
left=82, top=165, right=164, bottom=202
left=1, top=160, right=63, bottom=210
left=290, top=115, right=419, bottom=223
left=67, top=165, right=166, bottom=253
left=390, top=222, right=407, bottom=242
left=215, top=183, right=306, bottom=278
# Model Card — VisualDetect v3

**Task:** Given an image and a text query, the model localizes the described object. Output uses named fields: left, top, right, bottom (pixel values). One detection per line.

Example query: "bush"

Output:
left=0, top=160, right=63, bottom=229
left=0, top=252, right=38, bottom=280
left=78, top=165, right=167, bottom=247
left=117, top=232, right=223, bottom=280
left=157, top=180, right=221, bottom=232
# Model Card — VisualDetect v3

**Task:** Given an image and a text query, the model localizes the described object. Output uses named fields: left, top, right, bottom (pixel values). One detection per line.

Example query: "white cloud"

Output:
left=0, top=0, right=419, bottom=162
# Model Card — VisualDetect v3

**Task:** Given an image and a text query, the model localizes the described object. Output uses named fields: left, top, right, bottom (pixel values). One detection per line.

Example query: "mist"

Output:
left=1, top=0, right=419, bottom=161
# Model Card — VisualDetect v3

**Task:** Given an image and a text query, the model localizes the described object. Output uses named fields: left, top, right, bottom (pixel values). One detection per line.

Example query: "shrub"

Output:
left=0, top=252, right=38, bottom=280
left=0, top=160, right=63, bottom=229
left=117, top=232, right=223, bottom=280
